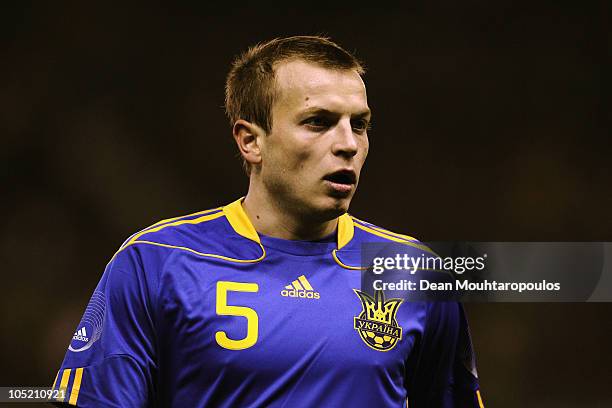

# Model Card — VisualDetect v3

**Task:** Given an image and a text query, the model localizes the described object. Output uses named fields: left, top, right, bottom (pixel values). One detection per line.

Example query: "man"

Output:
left=51, top=36, right=483, bottom=407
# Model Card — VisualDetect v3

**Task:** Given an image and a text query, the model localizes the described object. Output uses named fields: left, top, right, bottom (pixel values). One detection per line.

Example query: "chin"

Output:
left=314, top=196, right=352, bottom=220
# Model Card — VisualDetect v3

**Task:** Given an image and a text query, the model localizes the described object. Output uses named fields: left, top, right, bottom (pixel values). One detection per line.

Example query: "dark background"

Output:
left=2, top=2, right=611, bottom=407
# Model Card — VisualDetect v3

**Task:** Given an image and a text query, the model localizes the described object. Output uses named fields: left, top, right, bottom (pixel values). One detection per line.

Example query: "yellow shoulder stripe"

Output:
left=149, top=207, right=222, bottom=228
left=110, top=210, right=227, bottom=261
left=132, top=240, right=266, bottom=263
left=122, top=211, right=224, bottom=249
left=110, top=209, right=266, bottom=263
left=118, top=207, right=223, bottom=251
left=353, top=223, right=438, bottom=256
left=351, top=217, right=418, bottom=241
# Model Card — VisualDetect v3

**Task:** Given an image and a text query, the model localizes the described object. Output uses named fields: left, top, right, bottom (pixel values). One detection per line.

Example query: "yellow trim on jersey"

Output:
left=476, top=390, right=485, bottom=408
left=150, top=207, right=223, bottom=228
left=69, top=368, right=84, bottom=405
left=353, top=223, right=438, bottom=256
left=332, top=249, right=368, bottom=270
left=352, top=217, right=418, bottom=241
left=110, top=211, right=226, bottom=260
left=224, top=198, right=356, bottom=251
left=223, top=198, right=261, bottom=244
left=117, top=207, right=223, bottom=251
left=123, top=211, right=225, bottom=248
left=132, top=240, right=266, bottom=263
left=57, top=368, right=71, bottom=402
left=337, top=213, right=354, bottom=250
left=51, top=370, right=59, bottom=390
left=110, top=206, right=265, bottom=263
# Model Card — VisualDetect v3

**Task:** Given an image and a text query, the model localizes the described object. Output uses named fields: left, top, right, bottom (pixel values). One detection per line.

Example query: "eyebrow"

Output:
left=299, top=107, right=372, bottom=119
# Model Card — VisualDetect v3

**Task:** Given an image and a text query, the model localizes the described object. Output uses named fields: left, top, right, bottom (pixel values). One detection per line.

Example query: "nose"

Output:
left=331, top=119, right=359, bottom=158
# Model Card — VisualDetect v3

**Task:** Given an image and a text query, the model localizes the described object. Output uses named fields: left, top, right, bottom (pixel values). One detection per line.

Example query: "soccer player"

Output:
left=51, top=36, right=484, bottom=407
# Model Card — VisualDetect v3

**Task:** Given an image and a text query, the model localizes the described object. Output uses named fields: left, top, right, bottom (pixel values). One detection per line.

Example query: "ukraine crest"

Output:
left=353, top=289, right=403, bottom=351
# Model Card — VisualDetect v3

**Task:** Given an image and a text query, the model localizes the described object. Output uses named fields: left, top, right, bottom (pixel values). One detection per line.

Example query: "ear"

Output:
left=233, top=119, right=265, bottom=167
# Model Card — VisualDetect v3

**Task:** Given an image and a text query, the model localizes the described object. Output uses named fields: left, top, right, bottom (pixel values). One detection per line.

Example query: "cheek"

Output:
left=274, top=141, right=312, bottom=170
left=362, top=139, right=370, bottom=158
left=356, top=139, right=369, bottom=170
left=262, top=126, right=322, bottom=176
left=263, top=138, right=309, bottom=175
left=295, top=150, right=312, bottom=167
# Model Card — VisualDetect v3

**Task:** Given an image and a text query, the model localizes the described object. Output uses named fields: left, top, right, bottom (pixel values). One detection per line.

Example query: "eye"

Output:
left=351, top=119, right=371, bottom=134
left=303, top=116, right=332, bottom=131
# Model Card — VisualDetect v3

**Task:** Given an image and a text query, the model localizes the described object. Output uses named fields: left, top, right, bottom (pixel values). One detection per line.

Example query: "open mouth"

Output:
left=323, top=169, right=357, bottom=186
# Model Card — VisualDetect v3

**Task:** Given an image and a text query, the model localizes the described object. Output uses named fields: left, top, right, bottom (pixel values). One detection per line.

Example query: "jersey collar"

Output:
left=223, top=197, right=354, bottom=250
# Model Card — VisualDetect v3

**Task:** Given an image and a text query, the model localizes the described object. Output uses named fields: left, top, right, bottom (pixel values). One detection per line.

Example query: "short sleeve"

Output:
left=406, top=302, right=484, bottom=407
left=50, top=246, right=159, bottom=407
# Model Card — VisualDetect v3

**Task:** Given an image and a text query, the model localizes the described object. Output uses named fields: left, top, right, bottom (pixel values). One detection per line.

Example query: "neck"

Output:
left=242, top=184, right=338, bottom=241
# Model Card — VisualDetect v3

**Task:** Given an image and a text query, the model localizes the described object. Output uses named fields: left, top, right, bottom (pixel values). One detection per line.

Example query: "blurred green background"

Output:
left=1, top=2, right=610, bottom=407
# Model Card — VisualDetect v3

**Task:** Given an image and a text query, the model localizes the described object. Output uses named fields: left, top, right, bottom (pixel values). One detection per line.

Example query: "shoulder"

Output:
left=349, top=215, right=421, bottom=244
left=119, top=206, right=226, bottom=251
left=112, top=204, right=262, bottom=263
left=347, top=215, right=432, bottom=253
left=348, top=214, right=440, bottom=257
left=334, top=214, right=436, bottom=270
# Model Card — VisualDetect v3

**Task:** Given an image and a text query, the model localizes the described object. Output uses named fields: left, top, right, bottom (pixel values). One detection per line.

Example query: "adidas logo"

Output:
left=72, top=327, right=89, bottom=342
left=281, top=275, right=320, bottom=299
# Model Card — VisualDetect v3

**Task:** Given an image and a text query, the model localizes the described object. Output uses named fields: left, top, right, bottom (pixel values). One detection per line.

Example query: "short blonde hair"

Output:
left=225, top=36, right=365, bottom=173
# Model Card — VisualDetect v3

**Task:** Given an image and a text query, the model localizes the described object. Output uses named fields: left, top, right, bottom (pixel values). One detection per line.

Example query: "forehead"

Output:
left=272, top=60, right=368, bottom=114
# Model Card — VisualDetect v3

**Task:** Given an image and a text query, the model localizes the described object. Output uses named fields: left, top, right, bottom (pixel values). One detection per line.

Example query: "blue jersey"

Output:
left=51, top=198, right=483, bottom=407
